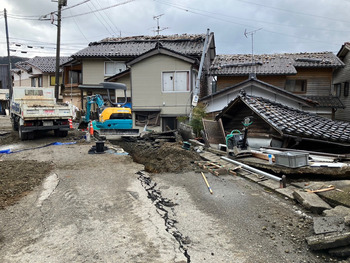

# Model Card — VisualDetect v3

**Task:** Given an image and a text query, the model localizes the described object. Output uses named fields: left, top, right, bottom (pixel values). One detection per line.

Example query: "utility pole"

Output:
left=4, top=9, right=12, bottom=103
left=54, top=0, right=67, bottom=101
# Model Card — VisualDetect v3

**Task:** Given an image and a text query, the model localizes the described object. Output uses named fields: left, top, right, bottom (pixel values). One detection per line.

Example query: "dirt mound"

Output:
left=116, top=140, right=202, bottom=173
left=0, top=160, right=53, bottom=209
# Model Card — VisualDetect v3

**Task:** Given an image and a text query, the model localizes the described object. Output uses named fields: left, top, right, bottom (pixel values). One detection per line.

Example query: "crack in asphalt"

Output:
left=137, top=170, right=191, bottom=263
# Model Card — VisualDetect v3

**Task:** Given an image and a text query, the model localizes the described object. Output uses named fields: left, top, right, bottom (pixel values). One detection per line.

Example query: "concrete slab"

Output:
left=323, top=206, right=350, bottom=217
left=313, top=216, right=345, bottom=234
left=258, top=179, right=281, bottom=190
left=293, top=190, right=332, bottom=214
left=275, top=186, right=298, bottom=200
left=306, top=232, right=350, bottom=250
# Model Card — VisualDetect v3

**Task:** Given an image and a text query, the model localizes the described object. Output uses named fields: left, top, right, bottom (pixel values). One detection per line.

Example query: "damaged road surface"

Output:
left=0, top=139, right=341, bottom=262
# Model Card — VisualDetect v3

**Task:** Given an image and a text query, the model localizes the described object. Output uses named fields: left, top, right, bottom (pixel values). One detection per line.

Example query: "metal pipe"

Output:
left=221, top=156, right=282, bottom=183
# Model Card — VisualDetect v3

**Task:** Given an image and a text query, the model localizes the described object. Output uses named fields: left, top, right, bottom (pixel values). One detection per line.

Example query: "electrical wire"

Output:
left=87, top=0, right=117, bottom=36
left=235, top=0, right=350, bottom=24
left=62, top=0, right=135, bottom=19
left=94, top=0, right=121, bottom=36
left=154, top=0, right=345, bottom=47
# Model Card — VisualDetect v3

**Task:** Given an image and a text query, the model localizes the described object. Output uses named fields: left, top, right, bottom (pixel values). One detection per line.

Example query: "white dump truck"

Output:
left=10, top=87, right=73, bottom=140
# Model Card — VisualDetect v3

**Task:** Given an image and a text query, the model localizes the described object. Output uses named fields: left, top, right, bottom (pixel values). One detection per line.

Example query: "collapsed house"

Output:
left=214, top=91, right=350, bottom=154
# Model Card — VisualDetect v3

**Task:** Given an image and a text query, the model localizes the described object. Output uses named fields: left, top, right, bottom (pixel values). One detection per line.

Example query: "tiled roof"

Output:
left=15, top=61, right=31, bottom=72
left=27, top=56, right=71, bottom=73
left=210, top=52, right=344, bottom=76
left=217, top=94, right=350, bottom=144
left=304, top=96, right=345, bottom=108
left=16, top=56, right=71, bottom=73
left=73, top=34, right=207, bottom=58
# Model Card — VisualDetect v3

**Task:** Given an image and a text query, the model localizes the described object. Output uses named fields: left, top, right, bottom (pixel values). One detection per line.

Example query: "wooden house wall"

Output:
left=333, top=50, right=350, bottom=122
left=286, top=68, right=332, bottom=96
left=220, top=102, right=280, bottom=138
left=215, top=68, right=333, bottom=97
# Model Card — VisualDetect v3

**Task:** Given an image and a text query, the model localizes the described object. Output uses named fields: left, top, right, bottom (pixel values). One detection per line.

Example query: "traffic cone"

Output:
left=89, top=121, right=94, bottom=136
left=69, top=119, right=73, bottom=129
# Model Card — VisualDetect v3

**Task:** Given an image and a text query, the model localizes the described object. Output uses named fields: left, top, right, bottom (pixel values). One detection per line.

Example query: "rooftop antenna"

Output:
left=153, top=14, right=168, bottom=35
left=244, top=28, right=262, bottom=76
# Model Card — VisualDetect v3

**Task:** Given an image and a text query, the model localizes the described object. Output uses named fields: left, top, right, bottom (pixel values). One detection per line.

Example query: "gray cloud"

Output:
left=0, top=0, right=349, bottom=58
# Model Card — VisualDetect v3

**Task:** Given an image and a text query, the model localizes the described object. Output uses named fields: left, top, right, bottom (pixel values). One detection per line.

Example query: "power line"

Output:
left=87, top=0, right=116, bottom=36
left=236, top=0, right=350, bottom=24
left=62, top=0, right=135, bottom=19
left=154, top=0, right=346, bottom=47
left=94, top=0, right=121, bottom=36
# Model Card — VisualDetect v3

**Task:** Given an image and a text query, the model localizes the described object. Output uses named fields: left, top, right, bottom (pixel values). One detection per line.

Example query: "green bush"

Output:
left=190, top=103, right=206, bottom=137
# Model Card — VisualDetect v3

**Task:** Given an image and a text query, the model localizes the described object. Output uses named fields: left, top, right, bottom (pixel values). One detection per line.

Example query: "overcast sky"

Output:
left=0, top=0, right=349, bottom=59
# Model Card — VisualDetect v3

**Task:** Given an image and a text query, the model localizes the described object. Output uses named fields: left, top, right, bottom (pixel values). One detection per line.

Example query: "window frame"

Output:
left=104, top=61, right=126, bottom=76
left=344, top=82, right=349, bottom=97
left=285, top=79, right=307, bottom=94
left=162, top=71, right=190, bottom=93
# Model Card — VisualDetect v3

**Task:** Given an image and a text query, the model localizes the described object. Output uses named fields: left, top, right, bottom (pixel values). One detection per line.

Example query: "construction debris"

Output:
left=201, top=172, right=213, bottom=194
left=293, top=190, right=332, bottom=214
left=306, top=185, right=336, bottom=193
left=306, top=232, right=350, bottom=251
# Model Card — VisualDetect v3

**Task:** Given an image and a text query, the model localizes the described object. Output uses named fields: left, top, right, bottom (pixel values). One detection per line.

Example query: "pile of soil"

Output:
left=116, top=140, right=202, bottom=173
left=0, top=160, right=53, bottom=209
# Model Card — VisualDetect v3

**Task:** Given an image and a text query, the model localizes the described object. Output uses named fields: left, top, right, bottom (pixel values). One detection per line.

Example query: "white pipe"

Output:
left=221, top=156, right=282, bottom=182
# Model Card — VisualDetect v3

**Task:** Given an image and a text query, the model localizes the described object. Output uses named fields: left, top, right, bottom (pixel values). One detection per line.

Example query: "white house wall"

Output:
left=131, top=54, right=193, bottom=116
left=82, top=59, right=105, bottom=84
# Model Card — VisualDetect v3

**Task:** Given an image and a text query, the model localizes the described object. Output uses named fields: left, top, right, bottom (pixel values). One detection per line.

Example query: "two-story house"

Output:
left=333, top=42, right=350, bottom=122
left=205, top=52, right=344, bottom=119
left=13, top=56, right=71, bottom=95
left=62, top=33, right=216, bottom=131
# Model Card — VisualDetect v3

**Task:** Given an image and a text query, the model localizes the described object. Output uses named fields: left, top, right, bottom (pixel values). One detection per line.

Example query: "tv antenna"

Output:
left=244, top=28, right=262, bottom=73
left=153, top=14, right=168, bottom=35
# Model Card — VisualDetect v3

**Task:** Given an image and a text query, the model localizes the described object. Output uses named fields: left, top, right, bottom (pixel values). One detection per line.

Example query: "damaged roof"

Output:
left=210, top=52, right=344, bottom=76
left=15, top=56, right=71, bottom=73
left=72, top=34, right=209, bottom=58
left=216, top=93, right=350, bottom=144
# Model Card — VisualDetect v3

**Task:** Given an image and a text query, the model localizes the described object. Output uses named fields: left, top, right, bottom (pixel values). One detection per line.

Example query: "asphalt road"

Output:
left=0, top=115, right=335, bottom=262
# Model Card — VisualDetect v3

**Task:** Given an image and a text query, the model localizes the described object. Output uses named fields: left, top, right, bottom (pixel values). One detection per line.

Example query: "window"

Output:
left=334, top=83, right=342, bottom=97
left=285, top=79, right=307, bottom=93
left=105, top=61, right=126, bottom=76
left=162, top=71, right=189, bottom=92
left=50, top=76, right=63, bottom=86
left=135, top=111, right=160, bottom=127
left=38, top=77, right=42, bottom=87
left=50, top=76, right=56, bottom=86
left=31, top=78, right=36, bottom=87
left=67, top=71, right=82, bottom=84
left=344, top=82, right=349, bottom=97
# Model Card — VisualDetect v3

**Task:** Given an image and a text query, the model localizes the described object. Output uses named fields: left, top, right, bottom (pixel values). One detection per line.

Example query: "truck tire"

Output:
left=12, top=117, right=19, bottom=131
left=18, top=126, right=28, bottom=141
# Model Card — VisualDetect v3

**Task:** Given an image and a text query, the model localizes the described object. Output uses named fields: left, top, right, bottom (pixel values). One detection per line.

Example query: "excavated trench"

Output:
left=137, top=171, right=191, bottom=263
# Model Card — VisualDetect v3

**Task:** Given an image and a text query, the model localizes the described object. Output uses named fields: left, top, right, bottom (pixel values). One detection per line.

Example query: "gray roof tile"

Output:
left=217, top=94, right=350, bottom=144
left=73, top=34, right=206, bottom=58
left=210, top=52, right=344, bottom=76
left=16, top=56, right=71, bottom=73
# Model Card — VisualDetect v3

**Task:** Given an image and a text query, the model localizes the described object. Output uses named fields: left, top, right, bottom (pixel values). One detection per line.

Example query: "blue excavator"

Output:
left=79, top=82, right=139, bottom=139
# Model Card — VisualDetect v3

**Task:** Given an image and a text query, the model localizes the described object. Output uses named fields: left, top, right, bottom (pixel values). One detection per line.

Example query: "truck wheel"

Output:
left=12, top=117, right=19, bottom=131
left=18, top=127, right=28, bottom=141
